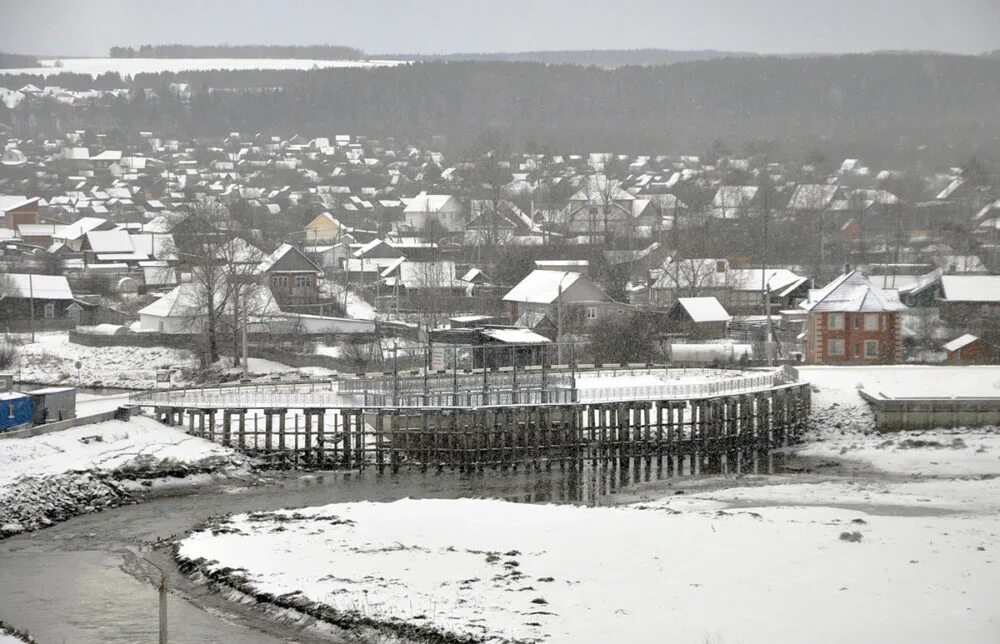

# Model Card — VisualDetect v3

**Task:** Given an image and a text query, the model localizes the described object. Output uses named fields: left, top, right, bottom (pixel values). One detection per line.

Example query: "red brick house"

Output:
left=943, top=334, right=994, bottom=364
left=0, top=195, right=39, bottom=229
left=803, top=271, right=907, bottom=364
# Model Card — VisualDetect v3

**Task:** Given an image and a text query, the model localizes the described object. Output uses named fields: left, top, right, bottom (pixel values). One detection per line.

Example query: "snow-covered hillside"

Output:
left=3, top=57, right=403, bottom=77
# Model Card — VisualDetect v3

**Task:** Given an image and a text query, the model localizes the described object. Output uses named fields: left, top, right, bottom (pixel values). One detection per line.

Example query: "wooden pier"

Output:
left=149, top=380, right=811, bottom=472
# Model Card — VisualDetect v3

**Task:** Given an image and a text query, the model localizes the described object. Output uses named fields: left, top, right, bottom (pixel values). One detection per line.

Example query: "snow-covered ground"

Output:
left=800, top=364, right=1000, bottom=401
left=0, top=416, right=241, bottom=488
left=0, top=415, right=249, bottom=535
left=179, top=485, right=1000, bottom=644
left=797, top=365, right=1000, bottom=474
left=14, top=332, right=196, bottom=388
left=319, top=281, right=377, bottom=320
left=3, top=57, right=403, bottom=77
left=174, top=365, right=1000, bottom=643
left=11, top=332, right=338, bottom=388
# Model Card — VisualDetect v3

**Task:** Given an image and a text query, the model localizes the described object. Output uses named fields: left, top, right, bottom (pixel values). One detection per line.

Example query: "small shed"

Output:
left=666, top=297, right=732, bottom=339
left=29, top=386, right=76, bottom=424
left=0, top=392, right=33, bottom=431
left=943, top=334, right=992, bottom=364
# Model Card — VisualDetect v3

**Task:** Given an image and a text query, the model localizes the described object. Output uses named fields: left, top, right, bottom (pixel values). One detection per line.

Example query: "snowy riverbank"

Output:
left=0, top=415, right=250, bottom=536
left=177, top=475, right=999, bottom=644
left=173, top=366, right=1000, bottom=643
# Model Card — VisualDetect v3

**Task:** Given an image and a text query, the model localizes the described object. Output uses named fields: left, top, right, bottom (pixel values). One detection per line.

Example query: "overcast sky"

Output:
left=3, top=0, right=999, bottom=57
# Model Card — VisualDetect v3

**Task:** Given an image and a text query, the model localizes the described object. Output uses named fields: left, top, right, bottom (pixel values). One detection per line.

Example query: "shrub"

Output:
left=0, top=339, right=18, bottom=370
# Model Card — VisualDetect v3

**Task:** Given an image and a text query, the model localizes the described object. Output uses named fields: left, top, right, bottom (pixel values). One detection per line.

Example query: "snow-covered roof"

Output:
left=940, top=275, right=1000, bottom=302
left=802, top=271, right=907, bottom=313
left=403, top=192, right=458, bottom=213
left=0, top=195, right=39, bottom=212
left=943, top=334, right=980, bottom=353
left=1, top=273, right=73, bottom=300
left=503, top=270, right=582, bottom=304
left=86, top=229, right=134, bottom=253
left=676, top=297, right=732, bottom=323
left=480, top=328, right=551, bottom=344
left=568, top=175, right=634, bottom=203
left=255, top=243, right=319, bottom=274
left=60, top=217, right=112, bottom=241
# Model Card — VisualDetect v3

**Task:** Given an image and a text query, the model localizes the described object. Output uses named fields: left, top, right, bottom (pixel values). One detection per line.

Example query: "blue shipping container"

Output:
left=0, top=393, right=33, bottom=431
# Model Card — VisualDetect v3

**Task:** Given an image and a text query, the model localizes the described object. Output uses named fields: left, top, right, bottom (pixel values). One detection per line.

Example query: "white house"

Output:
left=402, top=192, right=465, bottom=233
left=137, top=282, right=282, bottom=334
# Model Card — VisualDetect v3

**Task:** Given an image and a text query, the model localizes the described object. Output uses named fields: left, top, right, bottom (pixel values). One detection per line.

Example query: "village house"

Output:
left=801, top=270, right=907, bottom=364
left=254, top=243, right=324, bottom=309
left=0, top=273, right=80, bottom=330
left=0, top=195, right=40, bottom=229
left=939, top=275, right=1000, bottom=326
left=503, top=263, right=630, bottom=334
left=402, top=192, right=465, bottom=234
left=649, top=258, right=809, bottom=314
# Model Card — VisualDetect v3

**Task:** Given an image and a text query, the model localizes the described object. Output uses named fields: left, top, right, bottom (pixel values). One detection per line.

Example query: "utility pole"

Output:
left=131, top=549, right=168, bottom=644
left=240, top=287, right=248, bottom=380
left=159, top=571, right=168, bottom=644
left=392, top=339, right=399, bottom=406
left=28, top=272, right=35, bottom=343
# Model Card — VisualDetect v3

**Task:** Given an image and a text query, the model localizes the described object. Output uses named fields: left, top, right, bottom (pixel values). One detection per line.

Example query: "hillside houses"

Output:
left=0, top=120, right=995, bottom=367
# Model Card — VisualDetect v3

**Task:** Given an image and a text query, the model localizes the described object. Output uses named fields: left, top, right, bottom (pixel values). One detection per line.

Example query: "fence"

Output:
left=147, top=383, right=812, bottom=472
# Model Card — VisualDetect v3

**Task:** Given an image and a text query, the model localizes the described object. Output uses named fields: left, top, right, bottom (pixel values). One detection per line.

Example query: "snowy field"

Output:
left=14, top=332, right=196, bottom=388
left=180, top=485, right=1000, bottom=644
left=12, top=332, right=334, bottom=388
left=2, top=57, right=403, bottom=77
left=173, top=365, right=1000, bottom=643
left=801, top=364, right=1000, bottom=401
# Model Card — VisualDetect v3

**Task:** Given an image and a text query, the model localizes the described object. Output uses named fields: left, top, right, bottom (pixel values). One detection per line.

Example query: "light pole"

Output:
left=130, top=548, right=168, bottom=644
left=556, top=272, right=573, bottom=366
left=764, top=272, right=778, bottom=367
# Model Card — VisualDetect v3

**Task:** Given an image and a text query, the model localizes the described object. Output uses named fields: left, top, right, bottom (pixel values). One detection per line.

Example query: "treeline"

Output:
left=108, top=44, right=365, bottom=60
left=381, top=48, right=758, bottom=67
left=0, top=52, right=39, bottom=69
left=4, top=54, right=1000, bottom=163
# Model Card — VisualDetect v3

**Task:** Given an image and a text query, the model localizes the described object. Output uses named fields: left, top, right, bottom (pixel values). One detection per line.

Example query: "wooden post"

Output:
left=315, top=409, right=325, bottom=466
left=222, top=410, right=233, bottom=448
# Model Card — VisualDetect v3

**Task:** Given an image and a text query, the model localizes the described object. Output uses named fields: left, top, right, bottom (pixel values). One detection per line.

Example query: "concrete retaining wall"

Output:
left=0, top=406, right=133, bottom=440
left=859, top=391, right=1000, bottom=431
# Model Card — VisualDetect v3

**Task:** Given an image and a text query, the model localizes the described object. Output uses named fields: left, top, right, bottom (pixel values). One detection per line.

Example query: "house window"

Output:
left=827, top=313, right=844, bottom=330
left=585, top=306, right=598, bottom=320
left=716, top=260, right=728, bottom=273
left=865, top=340, right=879, bottom=358
left=853, top=315, right=861, bottom=330
left=864, top=314, right=879, bottom=331
left=272, top=275, right=289, bottom=288
left=853, top=342, right=862, bottom=358
left=43, top=303, right=55, bottom=319
left=294, top=275, right=312, bottom=288
left=827, top=339, right=845, bottom=356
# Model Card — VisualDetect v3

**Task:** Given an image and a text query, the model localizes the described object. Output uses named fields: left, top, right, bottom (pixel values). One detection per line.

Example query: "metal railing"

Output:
left=131, top=367, right=787, bottom=411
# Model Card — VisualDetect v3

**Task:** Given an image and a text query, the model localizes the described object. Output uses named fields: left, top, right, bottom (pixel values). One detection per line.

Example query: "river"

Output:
left=0, top=455, right=798, bottom=643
